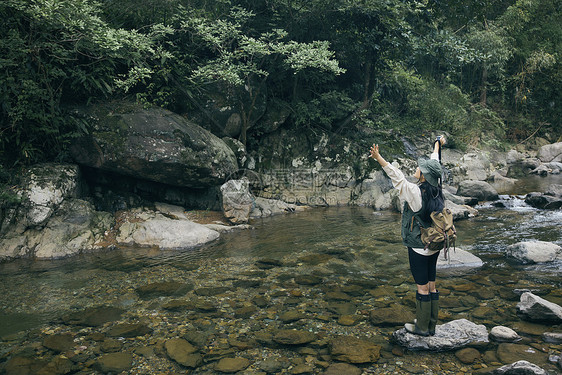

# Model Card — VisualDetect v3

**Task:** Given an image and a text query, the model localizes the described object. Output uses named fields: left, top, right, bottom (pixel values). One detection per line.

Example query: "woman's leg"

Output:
left=406, top=248, right=432, bottom=335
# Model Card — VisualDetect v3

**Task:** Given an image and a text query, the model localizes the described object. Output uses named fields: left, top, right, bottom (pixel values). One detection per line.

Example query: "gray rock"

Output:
left=117, top=213, right=219, bottom=249
left=507, top=241, right=562, bottom=264
left=393, top=318, right=488, bottom=351
left=18, top=163, right=81, bottom=228
left=42, top=333, right=75, bottom=352
left=493, top=360, right=547, bottom=375
left=70, top=103, right=238, bottom=188
left=525, top=192, right=562, bottom=209
left=516, top=292, right=562, bottom=323
left=445, top=200, right=478, bottom=221
left=542, top=332, right=562, bottom=344
left=250, top=197, right=300, bottom=219
left=530, top=164, right=551, bottom=176
left=489, top=326, right=521, bottom=343
left=220, top=179, right=254, bottom=224
left=538, top=142, right=562, bottom=163
left=546, top=184, right=562, bottom=197
left=507, top=157, right=542, bottom=178
left=437, top=248, right=483, bottom=269
left=457, top=180, right=499, bottom=201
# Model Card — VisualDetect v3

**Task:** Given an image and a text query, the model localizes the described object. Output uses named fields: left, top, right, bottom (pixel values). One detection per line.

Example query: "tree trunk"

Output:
left=480, top=65, right=488, bottom=106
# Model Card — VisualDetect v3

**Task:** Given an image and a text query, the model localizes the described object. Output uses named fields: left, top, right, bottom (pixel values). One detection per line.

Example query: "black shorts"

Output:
left=408, top=247, right=440, bottom=285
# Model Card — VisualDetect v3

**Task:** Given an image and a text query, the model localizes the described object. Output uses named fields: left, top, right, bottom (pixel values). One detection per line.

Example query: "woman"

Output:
left=369, top=136, right=446, bottom=336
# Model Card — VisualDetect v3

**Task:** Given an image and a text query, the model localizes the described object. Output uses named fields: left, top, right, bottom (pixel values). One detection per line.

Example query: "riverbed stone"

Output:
left=95, top=352, right=133, bottom=373
left=273, top=330, right=316, bottom=345
left=107, top=323, right=152, bottom=338
left=457, top=180, right=499, bottom=201
left=62, top=306, right=124, bottom=327
left=322, top=363, right=362, bottom=375
left=135, top=281, right=193, bottom=299
left=165, top=338, right=201, bottom=368
left=369, top=304, right=414, bottom=326
left=516, top=292, right=562, bottom=323
left=42, top=333, right=75, bottom=353
left=496, top=344, right=549, bottom=367
left=329, top=335, right=381, bottom=364
left=393, top=318, right=488, bottom=351
left=455, top=347, right=481, bottom=364
left=490, top=326, right=521, bottom=343
left=215, top=357, right=251, bottom=373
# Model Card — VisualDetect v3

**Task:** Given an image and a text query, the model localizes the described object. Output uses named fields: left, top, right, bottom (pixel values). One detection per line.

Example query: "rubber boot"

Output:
left=428, top=291, right=439, bottom=336
left=404, top=292, right=431, bottom=336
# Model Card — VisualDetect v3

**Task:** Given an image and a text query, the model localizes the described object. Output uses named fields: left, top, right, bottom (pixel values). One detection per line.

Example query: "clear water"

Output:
left=0, top=179, right=561, bottom=373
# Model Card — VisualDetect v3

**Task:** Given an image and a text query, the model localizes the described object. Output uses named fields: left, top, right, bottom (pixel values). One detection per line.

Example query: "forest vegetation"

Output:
left=0, top=0, right=560, bottom=170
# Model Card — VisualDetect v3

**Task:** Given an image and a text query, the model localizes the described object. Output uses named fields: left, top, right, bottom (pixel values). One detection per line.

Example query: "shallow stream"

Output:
left=0, top=176, right=561, bottom=374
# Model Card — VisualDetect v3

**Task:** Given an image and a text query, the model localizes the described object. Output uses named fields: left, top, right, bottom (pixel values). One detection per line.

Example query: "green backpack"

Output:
left=419, top=208, right=457, bottom=259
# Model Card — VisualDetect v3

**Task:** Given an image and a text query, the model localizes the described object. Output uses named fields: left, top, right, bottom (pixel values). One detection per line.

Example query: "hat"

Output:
left=417, top=158, right=442, bottom=187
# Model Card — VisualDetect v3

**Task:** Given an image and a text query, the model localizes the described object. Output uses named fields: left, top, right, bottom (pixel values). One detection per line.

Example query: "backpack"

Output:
left=419, top=208, right=457, bottom=259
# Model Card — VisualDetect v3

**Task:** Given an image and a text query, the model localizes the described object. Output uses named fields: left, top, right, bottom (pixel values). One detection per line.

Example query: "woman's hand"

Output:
left=369, top=144, right=389, bottom=167
left=369, top=144, right=380, bottom=159
left=438, top=135, right=446, bottom=146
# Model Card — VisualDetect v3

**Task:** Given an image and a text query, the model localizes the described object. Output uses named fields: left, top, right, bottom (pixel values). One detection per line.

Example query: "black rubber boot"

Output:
left=405, top=292, right=431, bottom=336
left=429, top=291, right=439, bottom=336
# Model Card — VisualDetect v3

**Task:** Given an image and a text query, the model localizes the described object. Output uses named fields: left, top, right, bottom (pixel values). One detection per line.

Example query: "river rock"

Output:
left=62, top=306, right=124, bottom=327
left=516, top=292, right=562, bottom=323
left=215, top=357, right=251, bottom=373
left=506, top=241, right=561, bottom=264
left=16, top=163, right=81, bottom=229
left=437, top=247, right=483, bottom=269
left=220, top=179, right=254, bottom=224
left=70, top=102, right=238, bottom=188
left=538, top=142, right=562, bottom=163
left=542, top=332, right=562, bottom=344
left=322, top=363, right=362, bottom=375
left=496, top=344, right=549, bottom=367
left=250, top=197, right=300, bottom=219
left=165, top=338, right=201, bottom=368
left=493, top=360, right=548, bottom=375
left=95, top=352, right=133, bottom=373
left=525, top=191, right=562, bottom=210
left=393, top=318, right=488, bottom=351
left=273, top=330, right=316, bottom=345
left=490, top=326, right=521, bottom=343
left=135, top=281, right=193, bottom=299
left=445, top=200, right=478, bottom=220
left=457, top=180, right=499, bottom=201
left=42, top=333, right=75, bottom=352
left=369, top=304, right=414, bottom=326
left=117, top=212, right=219, bottom=249
left=107, top=323, right=152, bottom=338
left=329, top=335, right=381, bottom=363
left=455, top=347, right=481, bottom=364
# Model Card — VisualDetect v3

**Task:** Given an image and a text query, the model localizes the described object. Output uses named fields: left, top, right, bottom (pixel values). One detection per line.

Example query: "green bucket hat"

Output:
left=417, top=158, right=442, bottom=187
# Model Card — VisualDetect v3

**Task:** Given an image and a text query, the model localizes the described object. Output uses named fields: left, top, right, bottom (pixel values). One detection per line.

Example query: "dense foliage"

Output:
left=1, top=0, right=560, bottom=166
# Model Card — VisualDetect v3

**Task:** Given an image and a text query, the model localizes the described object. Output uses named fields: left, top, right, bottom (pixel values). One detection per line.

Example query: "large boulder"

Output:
left=220, top=179, right=254, bottom=224
left=0, top=198, right=113, bottom=260
left=506, top=241, right=561, bottom=264
left=393, top=318, right=488, bottom=351
left=117, top=210, right=220, bottom=249
left=2, top=164, right=82, bottom=234
left=525, top=192, right=562, bottom=210
left=516, top=292, right=562, bottom=323
left=538, top=142, right=562, bottom=163
left=457, top=180, right=499, bottom=201
left=70, top=103, right=238, bottom=188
